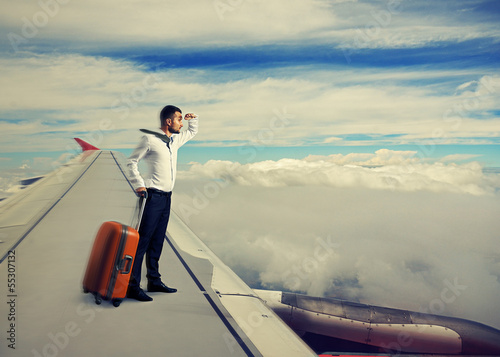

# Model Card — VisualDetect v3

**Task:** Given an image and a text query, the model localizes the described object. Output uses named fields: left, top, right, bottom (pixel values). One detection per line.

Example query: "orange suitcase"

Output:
left=83, top=195, right=145, bottom=307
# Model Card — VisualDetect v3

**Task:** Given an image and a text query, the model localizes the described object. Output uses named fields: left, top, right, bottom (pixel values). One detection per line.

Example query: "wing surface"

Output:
left=0, top=149, right=315, bottom=356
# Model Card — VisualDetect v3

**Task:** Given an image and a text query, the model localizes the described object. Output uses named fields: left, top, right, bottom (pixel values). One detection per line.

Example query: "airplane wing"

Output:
left=0, top=144, right=316, bottom=356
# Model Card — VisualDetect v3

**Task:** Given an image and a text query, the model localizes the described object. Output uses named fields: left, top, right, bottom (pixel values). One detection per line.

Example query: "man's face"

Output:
left=167, top=111, right=183, bottom=134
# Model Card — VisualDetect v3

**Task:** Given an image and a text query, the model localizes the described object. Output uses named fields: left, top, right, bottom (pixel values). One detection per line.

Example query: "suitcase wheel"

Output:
left=112, top=299, right=122, bottom=307
left=94, top=294, right=102, bottom=305
left=83, top=287, right=89, bottom=294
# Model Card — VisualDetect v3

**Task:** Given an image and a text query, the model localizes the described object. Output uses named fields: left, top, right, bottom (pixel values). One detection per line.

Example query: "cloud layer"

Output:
left=173, top=154, right=500, bottom=330
left=181, top=150, right=500, bottom=195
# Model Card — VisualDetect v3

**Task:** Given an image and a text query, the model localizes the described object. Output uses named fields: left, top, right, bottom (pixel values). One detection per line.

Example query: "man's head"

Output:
left=160, top=105, right=183, bottom=135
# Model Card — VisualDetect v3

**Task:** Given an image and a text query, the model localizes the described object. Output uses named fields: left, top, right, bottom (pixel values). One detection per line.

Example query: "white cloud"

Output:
left=1, top=0, right=337, bottom=47
left=304, top=149, right=418, bottom=165
left=439, top=154, right=481, bottom=163
left=0, top=54, right=151, bottom=112
left=322, top=137, right=343, bottom=144
left=0, top=152, right=73, bottom=199
left=0, top=174, right=25, bottom=198
left=180, top=152, right=499, bottom=195
left=457, top=80, right=477, bottom=92
left=2, top=0, right=499, bottom=51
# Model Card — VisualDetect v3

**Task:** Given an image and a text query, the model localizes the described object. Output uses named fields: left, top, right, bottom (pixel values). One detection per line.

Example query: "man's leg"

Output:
left=146, top=192, right=172, bottom=283
left=129, top=191, right=167, bottom=290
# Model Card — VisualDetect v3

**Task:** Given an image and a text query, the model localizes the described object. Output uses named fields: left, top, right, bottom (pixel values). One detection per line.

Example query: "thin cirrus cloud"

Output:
left=0, top=52, right=499, bottom=155
left=1, top=0, right=499, bottom=49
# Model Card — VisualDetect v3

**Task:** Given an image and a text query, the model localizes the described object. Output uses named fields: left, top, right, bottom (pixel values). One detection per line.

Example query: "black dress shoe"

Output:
left=148, top=281, right=177, bottom=293
left=127, top=287, right=153, bottom=301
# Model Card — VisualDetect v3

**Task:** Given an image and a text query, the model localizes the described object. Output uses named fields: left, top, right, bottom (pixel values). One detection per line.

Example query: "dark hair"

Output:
left=160, top=105, right=182, bottom=125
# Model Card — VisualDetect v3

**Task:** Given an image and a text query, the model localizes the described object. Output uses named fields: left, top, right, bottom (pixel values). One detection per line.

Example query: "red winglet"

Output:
left=74, top=138, right=100, bottom=151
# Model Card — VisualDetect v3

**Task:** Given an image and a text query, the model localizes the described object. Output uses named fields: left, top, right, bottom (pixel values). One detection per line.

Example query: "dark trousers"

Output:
left=129, top=188, right=172, bottom=289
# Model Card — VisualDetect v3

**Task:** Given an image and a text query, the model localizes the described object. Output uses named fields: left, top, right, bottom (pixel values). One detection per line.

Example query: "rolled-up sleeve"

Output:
left=127, top=135, right=149, bottom=189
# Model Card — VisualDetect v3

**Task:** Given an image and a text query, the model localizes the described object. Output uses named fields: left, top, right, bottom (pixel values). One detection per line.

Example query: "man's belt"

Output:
left=147, top=188, right=172, bottom=196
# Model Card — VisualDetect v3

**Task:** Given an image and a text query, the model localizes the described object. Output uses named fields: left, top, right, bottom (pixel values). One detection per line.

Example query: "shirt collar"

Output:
left=156, top=128, right=175, bottom=142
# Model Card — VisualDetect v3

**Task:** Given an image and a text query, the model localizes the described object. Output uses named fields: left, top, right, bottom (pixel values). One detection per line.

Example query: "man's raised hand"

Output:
left=184, top=113, right=198, bottom=120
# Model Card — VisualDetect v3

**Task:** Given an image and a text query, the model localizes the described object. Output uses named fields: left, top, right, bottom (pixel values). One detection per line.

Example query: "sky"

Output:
left=1, top=0, right=500, bottom=330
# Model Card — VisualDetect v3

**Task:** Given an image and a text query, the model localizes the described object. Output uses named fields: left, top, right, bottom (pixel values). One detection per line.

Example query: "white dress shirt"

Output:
left=127, top=117, right=198, bottom=192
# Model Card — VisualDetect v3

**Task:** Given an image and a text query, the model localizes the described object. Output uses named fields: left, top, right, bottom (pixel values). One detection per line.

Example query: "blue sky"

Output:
left=1, top=0, right=500, bottom=174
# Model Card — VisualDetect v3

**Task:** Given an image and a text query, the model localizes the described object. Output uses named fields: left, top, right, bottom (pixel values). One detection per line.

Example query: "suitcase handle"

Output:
left=120, top=255, right=133, bottom=274
left=134, top=191, right=148, bottom=231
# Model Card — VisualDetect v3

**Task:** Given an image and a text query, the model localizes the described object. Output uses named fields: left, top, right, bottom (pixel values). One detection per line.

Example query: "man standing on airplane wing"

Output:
left=127, top=105, right=199, bottom=301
